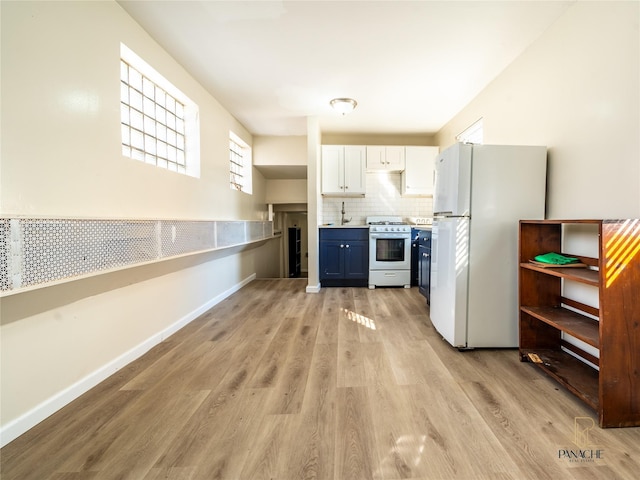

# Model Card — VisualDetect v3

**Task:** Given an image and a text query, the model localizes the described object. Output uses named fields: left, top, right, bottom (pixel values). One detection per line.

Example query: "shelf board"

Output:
left=521, top=306, right=600, bottom=348
left=521, top=348, right=599, bottom=410
left=520, top=219, right=602, bottom=225
left=520, top=262, right=599, bottom=286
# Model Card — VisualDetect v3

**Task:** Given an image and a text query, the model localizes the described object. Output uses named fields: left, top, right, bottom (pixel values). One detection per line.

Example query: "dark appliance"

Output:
left=288, top=227, right=301, bottom=277
left=417, top=229, right=432, bottom=304
left=411, top=228, right=420, bottom=286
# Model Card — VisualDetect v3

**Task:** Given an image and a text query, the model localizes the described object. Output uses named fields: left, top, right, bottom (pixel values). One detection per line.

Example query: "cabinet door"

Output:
left=321, top=145, right=345, bottom=194
left=344, top=240, right=369, bottom=279
left=366, top=146, right=386, bottom=170
left=402, top=146, right=438, bottom=196
left=385, top=146, right=405, bottom=171
left=319, top=240, right=345, bottom=280
left=418, top=244, right=430, bottom=299
left=344, top=146, right=366, bottom=195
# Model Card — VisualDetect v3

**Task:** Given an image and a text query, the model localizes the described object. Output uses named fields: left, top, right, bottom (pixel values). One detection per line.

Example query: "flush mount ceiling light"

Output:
left=330, top=97, right=357, bottom=115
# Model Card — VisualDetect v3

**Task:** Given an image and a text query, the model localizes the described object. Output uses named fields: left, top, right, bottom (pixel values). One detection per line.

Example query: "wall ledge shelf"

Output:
left=0, top=217, right=277, bottom=298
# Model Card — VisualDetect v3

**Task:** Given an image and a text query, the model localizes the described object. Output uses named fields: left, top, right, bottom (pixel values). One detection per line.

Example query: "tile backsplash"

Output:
left=322, top=172, right=433, bottom=225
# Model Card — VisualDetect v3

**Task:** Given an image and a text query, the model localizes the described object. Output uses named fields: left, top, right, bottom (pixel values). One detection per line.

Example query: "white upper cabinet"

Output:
left=321, top=145, right=366, bottom=196
left=402, top=146, right=439, bottom=196
left=366, top=146, right=405, bottom=172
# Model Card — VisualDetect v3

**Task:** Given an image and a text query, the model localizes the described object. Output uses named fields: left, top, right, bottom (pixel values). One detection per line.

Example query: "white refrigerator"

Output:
left=430, top=143, right=547, bottom=348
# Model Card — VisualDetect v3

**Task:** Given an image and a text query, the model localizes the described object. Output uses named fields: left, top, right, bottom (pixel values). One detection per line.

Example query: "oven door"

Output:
left=369, top=233, right=411, bottom=270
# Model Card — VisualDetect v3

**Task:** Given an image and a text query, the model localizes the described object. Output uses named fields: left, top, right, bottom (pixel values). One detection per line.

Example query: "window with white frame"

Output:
left=456, top=118, right=483, bottom=144
left=120, top=44, right=200, bottom=177
left=229, top=131, right=252, bottom=194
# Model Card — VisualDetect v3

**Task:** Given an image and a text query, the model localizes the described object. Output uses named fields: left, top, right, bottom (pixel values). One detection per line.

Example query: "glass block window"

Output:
left=230, top=131, right=252, bottom=194
left=120, top=44, right=200, bottom=177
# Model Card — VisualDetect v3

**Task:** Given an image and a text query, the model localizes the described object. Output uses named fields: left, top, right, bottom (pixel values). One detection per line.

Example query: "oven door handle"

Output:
left=369, top=233, right=411, bottom=239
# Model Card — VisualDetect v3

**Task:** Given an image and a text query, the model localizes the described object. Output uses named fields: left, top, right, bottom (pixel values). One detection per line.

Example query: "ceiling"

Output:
left=118, top=1, right=572, bottom=139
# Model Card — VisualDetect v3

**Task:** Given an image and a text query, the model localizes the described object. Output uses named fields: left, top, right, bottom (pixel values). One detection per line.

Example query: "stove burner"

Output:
left=368, top=221, right=407, bottom=225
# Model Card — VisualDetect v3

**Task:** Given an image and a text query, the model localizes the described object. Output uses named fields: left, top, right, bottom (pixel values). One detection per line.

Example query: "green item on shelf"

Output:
left=534, top=252, right=579, bottom=265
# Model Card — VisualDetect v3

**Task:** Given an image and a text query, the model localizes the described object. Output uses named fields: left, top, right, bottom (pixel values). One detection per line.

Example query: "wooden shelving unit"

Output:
left=519, top=219, right=640, bottom=427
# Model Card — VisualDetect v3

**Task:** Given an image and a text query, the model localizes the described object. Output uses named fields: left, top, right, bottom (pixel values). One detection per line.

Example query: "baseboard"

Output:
left=305, top=282, right=321, bottom=293
left=0, top=273, right=256, bottom=448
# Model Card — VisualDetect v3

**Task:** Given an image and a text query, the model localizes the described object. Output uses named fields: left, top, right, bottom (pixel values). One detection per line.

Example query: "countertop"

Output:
left=410, top=225, right=433, bottom=231
left=319, top=224, right=433, bottom=230
left=320, top=224, right=369, bottom=229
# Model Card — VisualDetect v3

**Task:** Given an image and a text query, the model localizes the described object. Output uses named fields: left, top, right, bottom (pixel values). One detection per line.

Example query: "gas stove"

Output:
left=366, top=216, right=411, bottom=233
left=366, top=216, right=412, bottom=289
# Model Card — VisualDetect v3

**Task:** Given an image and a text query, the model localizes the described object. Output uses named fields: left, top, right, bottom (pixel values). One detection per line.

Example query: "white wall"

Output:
left=0, top=1, right=273, bottom=444
left=266, top=179, right=307, bottom=204
left=435, top=1, right=640, bottom=219
left=306, top=117, right=322, bottom=292
left=253, top=135, right=307, bottom=168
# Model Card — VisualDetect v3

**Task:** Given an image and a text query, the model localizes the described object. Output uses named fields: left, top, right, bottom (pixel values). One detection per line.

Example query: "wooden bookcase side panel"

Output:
left=519, top=311, right=561, bottom=352
left=598, top=220, right=640, bottom=427
left=519, top=267, right=561, bottom=307
left=518, top=222, right=562, bottom=353
left=519, top=222, right=562, bottom=264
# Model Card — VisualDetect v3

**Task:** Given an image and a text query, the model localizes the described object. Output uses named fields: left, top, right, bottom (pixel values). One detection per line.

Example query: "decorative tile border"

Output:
left=0, top=218, right=274, bottom=295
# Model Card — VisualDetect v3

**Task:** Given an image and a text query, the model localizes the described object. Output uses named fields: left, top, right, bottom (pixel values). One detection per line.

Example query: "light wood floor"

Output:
left=2, top=279, right=639, bottom=479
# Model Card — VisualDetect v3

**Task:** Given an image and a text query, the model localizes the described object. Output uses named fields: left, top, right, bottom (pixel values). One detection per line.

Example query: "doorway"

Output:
left=272, top=206, right=308, bottom=278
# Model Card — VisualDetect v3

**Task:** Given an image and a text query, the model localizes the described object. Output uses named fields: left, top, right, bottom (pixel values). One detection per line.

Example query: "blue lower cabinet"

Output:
left=319, top=228, right=369, bottom=287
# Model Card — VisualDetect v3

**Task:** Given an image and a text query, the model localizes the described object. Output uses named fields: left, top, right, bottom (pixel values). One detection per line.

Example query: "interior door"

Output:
left=430, top=217, right=470, bottom=348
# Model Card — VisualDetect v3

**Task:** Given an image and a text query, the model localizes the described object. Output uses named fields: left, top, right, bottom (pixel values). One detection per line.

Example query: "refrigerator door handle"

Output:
left=434, top=211, right=453, bottom=217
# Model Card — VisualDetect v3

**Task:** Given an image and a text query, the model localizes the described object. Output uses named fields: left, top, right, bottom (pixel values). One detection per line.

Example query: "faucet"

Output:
left=341, top=201, right=352, bottom=225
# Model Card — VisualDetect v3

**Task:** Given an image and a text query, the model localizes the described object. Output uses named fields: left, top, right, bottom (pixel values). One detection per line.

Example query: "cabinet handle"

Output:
left=340, top=244, right=345, bottom=248
left=346, top=244, right=350, bottom=248
left=345, top=186, right=348, bottom=189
